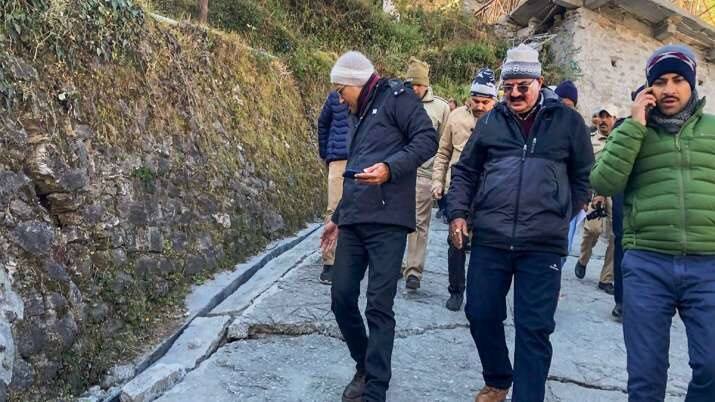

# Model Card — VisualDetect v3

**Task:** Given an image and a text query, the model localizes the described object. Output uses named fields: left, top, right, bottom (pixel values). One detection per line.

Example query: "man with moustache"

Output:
left=446, top=44, right=593, bottom=402
left=432, top=68, right=497, bottom=311
left=591, top=44, right=715, bottom=402
left=321, top=51, right=437, bottom=402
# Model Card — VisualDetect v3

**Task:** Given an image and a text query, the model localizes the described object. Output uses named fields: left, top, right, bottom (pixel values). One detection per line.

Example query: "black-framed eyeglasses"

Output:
left=502, top=80, right=535, bottom=95
left=335, top=85, right=346, bottom=96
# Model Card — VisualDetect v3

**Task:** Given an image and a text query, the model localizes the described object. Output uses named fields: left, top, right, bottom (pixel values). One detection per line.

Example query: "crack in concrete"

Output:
left=206, top=250, right=319, bottom=317
left=228, top=321, right=474, bottom=344
left=547, top=375, right=686, bottom=398
left=112, top=229, right=322, bottom=402
left=548, top=375, right=628, bottom=394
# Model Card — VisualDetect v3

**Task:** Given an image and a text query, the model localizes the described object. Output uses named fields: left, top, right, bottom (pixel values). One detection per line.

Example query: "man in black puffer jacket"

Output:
left=446, top=44, right=593, bottom=402
left=320, top=51, right=437, bottom=402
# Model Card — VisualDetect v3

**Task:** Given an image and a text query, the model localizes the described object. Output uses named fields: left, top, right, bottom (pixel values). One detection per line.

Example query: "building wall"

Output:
left=549, top=6, right=715, bottom=120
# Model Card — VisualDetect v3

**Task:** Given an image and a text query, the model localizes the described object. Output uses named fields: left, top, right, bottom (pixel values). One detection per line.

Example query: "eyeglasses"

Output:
left=502, top=80, right=535, bottom=95
left=335, top=85, right=346, bottom=97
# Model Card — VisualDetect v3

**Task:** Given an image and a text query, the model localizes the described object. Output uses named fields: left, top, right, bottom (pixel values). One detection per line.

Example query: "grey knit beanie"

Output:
left=501, top=44, right=542, bottom=80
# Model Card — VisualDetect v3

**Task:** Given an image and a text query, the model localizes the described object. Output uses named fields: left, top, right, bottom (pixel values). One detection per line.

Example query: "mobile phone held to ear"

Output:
left=343, top=169, right=362, bottom=179
left=644, top=84, right=655, bottom=114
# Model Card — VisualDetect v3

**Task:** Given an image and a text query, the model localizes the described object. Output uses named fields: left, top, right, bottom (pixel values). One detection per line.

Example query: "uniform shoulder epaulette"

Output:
left=387, top=79, right=407, bottom=96
left=433, top=95, right=449, bottom=106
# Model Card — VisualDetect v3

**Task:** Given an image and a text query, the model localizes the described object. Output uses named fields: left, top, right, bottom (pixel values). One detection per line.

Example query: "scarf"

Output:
left=648, top=90, right=701, bottom=134
left=357, top=73, right=381, bottom=118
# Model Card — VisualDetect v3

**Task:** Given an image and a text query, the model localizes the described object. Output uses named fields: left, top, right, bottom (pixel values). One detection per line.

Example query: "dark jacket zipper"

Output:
left=350, top=82, right=386, bottom=207
left=507, top=106, right=549, bottom=250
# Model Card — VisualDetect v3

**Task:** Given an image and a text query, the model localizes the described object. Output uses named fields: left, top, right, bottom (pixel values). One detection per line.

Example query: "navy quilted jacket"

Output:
left=318, top=91, right=351, bottom=163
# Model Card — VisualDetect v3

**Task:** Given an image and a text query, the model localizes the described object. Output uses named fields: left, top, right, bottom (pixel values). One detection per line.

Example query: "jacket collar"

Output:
left=495, top=87, right=564, bottom=117
left=356, top=74, right=381, bottom=118
left=593, top=131, right=609, bottom=141
left=421, top=87, right=435, bottom=103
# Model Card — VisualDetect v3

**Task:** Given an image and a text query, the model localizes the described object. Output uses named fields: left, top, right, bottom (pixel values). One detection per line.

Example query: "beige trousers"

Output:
left=578, top=197, right=614, bottom=284
left=405, top=176, right=433, bottom=279
left=323, top=160, right=346, bottom=265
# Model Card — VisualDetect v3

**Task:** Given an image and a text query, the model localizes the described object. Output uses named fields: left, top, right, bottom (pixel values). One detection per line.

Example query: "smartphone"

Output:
left=343, top=169, right=362, bottom=179
left=643, top=84, right=655, bottom=114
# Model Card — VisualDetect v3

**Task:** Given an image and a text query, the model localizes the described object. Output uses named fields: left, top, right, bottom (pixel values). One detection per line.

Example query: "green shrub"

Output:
left=426, top=41, right=501, bottom=86
left=210, top=0, right=297, bottom=53
left=2, top=0, right=145, bottom=65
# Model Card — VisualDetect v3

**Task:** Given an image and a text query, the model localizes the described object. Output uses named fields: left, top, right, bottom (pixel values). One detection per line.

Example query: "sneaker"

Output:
left=445, top=293, right=464, bottom=311
left=342, top=370, right=366, bottom=402
left=406, top=274, right=420, bottom=290
left=319, top=265, right=332, bottom=285
left=475, top=385, right=509, bottom=402
left=612, top=303, right=623, bottom=322
left=598, top=281, right=615, bottom=295
left=574, top=262, right=587, bottom=279
left=436, top=209, right=444, bottom=219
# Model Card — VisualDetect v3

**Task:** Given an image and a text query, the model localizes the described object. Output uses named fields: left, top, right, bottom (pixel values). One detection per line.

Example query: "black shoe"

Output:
left=612, top=303, right=623, bottom=322
left=319, top=265, right=332, bottom=285
left=436, top=209, right=444, bottom=219
left=342, top=371, right=366, bottom=402
left=598, top=281, right=615, bottom=295
left=445, top=292, right=464, bottom=311
left=406, top=274, right=420, bottom=290
left=574, top=262, right=587, bottom=279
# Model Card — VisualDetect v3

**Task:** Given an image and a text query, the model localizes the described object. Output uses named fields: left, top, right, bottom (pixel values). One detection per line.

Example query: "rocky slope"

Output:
left=0, top=2, right=322, bottom=400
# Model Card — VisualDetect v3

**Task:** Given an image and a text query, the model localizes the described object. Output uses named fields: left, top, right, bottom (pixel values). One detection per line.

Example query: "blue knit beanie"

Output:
left=555, top=80, right=578, bottom=106
left=631, top=84, right=646, bottom=101
left=646, top=44, right=697, bottom=89
left=470, top=68, right=497, bottom=98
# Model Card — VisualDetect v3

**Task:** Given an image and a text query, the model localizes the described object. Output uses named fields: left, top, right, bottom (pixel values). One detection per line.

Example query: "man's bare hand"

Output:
left=432, top=183, right=444, bottom=200
left=592, top=195, right=606, bottom=208
left=356, top=163, right=390, bottom=185
left=321, top=221, right=339, bottom=253
left=631, top=87, right=656, bottom=126
left=449, top=218, right=469, bottom=250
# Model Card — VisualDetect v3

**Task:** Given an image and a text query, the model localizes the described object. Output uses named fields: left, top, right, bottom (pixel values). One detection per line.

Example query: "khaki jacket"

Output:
left=417, top=88, right=451, bottom=178
left=431, top=106, right=477, bottom=191
left=591, top=131, right=609, bottom=159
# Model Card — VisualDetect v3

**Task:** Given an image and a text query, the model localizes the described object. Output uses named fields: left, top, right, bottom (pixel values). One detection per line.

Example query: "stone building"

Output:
left=507, top=0, right=715, bottom=117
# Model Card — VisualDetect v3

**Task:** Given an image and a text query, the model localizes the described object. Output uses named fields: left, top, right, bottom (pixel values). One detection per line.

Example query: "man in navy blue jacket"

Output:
left=317, top=90, right=351, bottom=284
left=446, top=44, right=593, bottom=402
left=320, top=51, right=437, bottom=402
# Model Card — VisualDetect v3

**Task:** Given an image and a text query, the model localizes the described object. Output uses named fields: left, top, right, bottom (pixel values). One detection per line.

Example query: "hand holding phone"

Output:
left=343, top=164, right=390, bottom=185
left=343, top=169, right=362, bottom=179
left=632, top=86, right=656, bottom=126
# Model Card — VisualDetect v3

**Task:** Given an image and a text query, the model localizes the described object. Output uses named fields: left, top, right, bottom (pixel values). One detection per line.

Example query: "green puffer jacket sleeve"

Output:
left=589, top=118, right=647, bottom=196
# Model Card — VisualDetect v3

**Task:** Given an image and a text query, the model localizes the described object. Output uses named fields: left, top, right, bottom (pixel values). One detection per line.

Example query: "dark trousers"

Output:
left=465, top=245, right=562, bottom=402
left=622, top=250, right=715, bottom=402
left=612, top=193, right=624, bottom=305
left=331, top=223, right=408, bottom=402
left=447, top=234, right=467, bottom=294
left=437, top=197, right=447, bottom=215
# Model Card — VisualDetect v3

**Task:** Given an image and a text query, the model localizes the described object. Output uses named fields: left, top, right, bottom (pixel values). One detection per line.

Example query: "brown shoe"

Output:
left=475, top=385, right=509, bottom=402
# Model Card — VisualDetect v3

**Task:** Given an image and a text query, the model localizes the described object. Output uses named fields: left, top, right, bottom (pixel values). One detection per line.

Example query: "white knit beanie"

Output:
left=330, top=51, right=375, bottom=86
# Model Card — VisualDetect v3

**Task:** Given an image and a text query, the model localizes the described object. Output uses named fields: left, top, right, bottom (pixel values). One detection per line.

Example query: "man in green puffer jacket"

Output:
left=590, top=44, right=715, bottom=402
